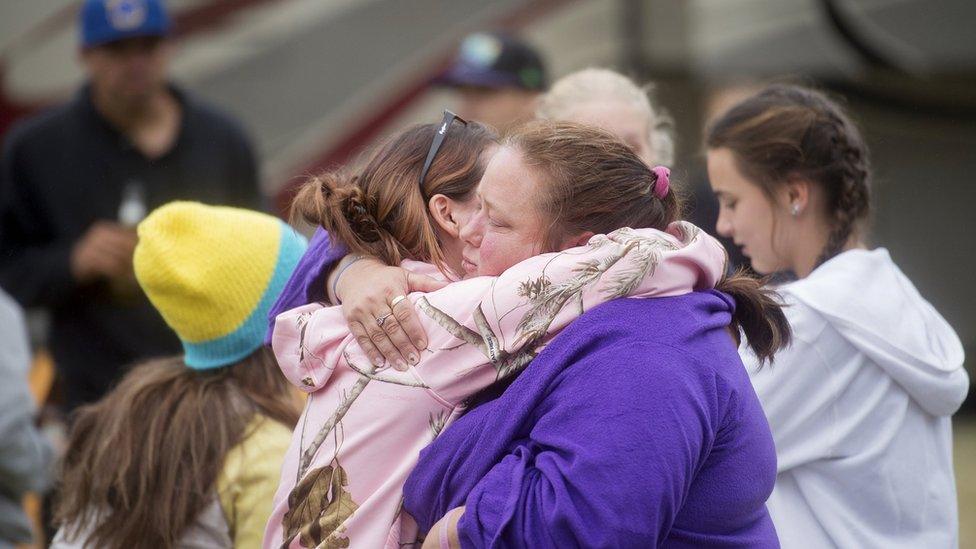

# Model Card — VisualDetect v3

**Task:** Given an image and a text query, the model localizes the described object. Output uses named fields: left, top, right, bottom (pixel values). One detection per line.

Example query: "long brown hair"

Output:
left=706, top=83, right=872, bottom=267
left=55, top=347, right=301, bottom=549
left=291, top=121, right=497, bottom=272
left=507, top=121, right=791, bottom=364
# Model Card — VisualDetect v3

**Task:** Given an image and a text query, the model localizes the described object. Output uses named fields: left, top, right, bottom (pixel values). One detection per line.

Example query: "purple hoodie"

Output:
left=403, top=292, right=780, bottom=548
left=265, top=228, right=342, bottom=345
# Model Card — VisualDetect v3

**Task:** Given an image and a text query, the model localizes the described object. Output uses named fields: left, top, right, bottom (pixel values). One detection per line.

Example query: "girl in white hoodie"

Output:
left=705, top=83, right=968, bottom=548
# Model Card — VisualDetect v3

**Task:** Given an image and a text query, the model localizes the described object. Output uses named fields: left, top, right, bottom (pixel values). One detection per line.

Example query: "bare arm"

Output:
left=422, top=507, right=465, bottom=549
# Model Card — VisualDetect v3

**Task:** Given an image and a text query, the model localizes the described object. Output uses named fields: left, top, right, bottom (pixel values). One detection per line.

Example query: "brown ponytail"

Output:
left=291, top=171, right=410, bottom=267
left=716, top=271, right=792, bottom=365
left=290, top=122, right=497, bottom=272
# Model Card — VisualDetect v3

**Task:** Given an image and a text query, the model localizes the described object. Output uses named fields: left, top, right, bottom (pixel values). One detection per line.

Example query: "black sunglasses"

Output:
left=419, top=110, right=468, bottom=187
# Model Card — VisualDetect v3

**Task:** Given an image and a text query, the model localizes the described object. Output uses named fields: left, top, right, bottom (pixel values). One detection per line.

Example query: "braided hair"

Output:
left=706, top=84, right=871, bottom=268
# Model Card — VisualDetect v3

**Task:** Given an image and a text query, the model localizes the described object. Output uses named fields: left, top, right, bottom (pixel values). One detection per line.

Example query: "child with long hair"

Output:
left=52, top=202, right=306, bottom=549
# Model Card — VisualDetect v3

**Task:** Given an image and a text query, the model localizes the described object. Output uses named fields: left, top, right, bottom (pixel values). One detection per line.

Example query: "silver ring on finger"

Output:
left=376, top=312, right=394, bottom=327
left=390, top=295, right=407, bottom=308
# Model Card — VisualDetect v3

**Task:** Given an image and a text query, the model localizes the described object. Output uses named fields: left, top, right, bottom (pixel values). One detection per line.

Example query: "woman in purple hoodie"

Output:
left=400, top=123, right=788, bottom=548
left=270, top=121, right=789, bottom=547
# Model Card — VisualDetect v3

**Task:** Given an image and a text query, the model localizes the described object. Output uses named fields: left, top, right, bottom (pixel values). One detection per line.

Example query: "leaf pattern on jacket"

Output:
left=281, top=463, right=359, bottom=548
left=429, top=411, right=448, bottom=439
left=415, top=298, right=538, bottom=382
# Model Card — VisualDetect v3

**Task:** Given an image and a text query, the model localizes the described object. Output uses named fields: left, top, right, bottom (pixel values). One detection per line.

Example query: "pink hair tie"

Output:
left=651, top=165, right=671, bottom=199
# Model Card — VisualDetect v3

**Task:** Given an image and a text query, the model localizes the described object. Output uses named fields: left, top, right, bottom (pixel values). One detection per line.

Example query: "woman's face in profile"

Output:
left=707, top=147, right=789, bottom=274
left=459, top=146, right=547, bottom=277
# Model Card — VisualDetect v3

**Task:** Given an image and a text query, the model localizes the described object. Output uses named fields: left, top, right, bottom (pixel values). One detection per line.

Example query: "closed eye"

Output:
left=714, top=192, right=737, bottom=210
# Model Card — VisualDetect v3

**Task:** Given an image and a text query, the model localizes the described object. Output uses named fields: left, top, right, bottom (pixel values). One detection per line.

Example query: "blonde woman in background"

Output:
left=536, top=67, right=674, bottom=166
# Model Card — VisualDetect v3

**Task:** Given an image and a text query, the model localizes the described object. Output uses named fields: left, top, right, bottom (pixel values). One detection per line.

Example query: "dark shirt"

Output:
left=0, top=84, right=261, bottom=409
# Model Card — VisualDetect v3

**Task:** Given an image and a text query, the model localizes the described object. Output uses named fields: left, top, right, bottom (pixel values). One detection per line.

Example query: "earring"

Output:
left=791, top=203, right=801, bottom=217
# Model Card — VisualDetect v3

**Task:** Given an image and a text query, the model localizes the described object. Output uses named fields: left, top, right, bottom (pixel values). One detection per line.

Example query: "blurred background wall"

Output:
left=2, top=0, right=973, bottom=374
left=3, top=1, right=976, bottom=545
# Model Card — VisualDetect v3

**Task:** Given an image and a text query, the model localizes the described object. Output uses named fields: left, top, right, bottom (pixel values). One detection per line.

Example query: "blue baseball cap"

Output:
left=80, top=0, right=171, bottom=48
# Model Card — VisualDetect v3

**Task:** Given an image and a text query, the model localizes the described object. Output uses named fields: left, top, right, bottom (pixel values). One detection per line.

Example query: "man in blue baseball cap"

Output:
left=0, top=0, right=262, bottom=411
left=437, top=31, right=549, bottom=133
left=78, top=0, right=175, bottom=124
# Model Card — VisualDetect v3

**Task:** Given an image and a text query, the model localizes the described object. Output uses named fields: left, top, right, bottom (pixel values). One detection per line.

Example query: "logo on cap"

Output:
left=459, top=33, right=502, bottom=68
left=107, top=0, right=148, bottom=31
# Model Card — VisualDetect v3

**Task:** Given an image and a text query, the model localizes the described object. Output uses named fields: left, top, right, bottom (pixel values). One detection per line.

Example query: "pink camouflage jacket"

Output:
left=264, top=223, right=727, bottom=549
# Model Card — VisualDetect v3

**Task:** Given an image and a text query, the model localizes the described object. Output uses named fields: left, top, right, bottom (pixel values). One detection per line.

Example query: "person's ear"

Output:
left=428, top=194, right=461, bottom=238
left=565, top=231, right=594, bottom=249
left=783, top=177, right=812, bottom=217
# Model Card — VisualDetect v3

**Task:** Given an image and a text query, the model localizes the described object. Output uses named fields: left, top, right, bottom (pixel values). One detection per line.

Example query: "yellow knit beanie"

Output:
left=134, top=201, right=307, bottom=369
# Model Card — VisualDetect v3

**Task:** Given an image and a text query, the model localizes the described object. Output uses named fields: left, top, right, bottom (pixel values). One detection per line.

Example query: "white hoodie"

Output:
left=743, top=248, right=968, bottom=548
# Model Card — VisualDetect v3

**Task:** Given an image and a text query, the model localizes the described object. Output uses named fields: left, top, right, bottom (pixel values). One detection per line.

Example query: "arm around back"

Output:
left=265, top=228, right=347, bottom=344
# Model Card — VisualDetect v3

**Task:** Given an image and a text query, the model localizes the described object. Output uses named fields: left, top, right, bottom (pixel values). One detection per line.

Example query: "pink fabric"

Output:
left=263, top=223, right=727, bottom=549
left=651, top=165, right=671, bottom=199
left=438, top=515, right=450, bottom=548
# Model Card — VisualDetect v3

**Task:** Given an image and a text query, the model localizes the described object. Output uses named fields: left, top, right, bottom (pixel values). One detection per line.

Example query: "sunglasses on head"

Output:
left=419, top=110, right=468, bottom=187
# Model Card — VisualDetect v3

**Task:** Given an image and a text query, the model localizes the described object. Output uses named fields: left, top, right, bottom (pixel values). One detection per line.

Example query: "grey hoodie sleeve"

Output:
left=0, top=290, right=53, bottom=499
